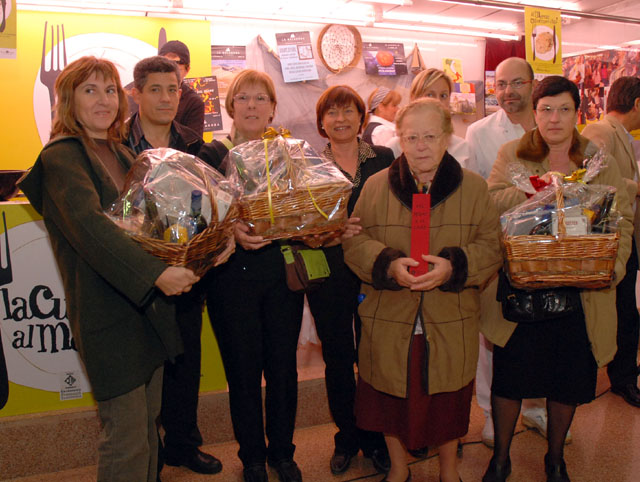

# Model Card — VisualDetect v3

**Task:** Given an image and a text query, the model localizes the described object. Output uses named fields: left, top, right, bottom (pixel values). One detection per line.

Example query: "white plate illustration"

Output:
left=532, top=25, right=557, bottom=62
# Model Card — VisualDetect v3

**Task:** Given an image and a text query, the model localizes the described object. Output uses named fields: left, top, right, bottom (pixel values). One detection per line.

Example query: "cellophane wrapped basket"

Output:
left=226, top=130, right=353, bottom=240
left=501, top=178, right=620, bottom=289
left=106, top=148, right=238, bottom=277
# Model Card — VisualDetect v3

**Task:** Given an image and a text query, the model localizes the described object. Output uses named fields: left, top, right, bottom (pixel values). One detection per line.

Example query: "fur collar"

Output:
left=388, top=152, right=462, bottom=210
left=516, top=127, right=591, bottom=166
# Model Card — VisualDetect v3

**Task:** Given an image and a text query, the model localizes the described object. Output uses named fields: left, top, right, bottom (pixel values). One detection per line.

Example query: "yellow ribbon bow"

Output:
left=564, top=168, right=587, bottom=183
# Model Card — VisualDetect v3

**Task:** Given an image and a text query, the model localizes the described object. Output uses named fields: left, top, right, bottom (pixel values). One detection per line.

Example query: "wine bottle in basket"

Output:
left=189, top=190, right=208, bottom=237
left=142, top=189, right=165, bottom=238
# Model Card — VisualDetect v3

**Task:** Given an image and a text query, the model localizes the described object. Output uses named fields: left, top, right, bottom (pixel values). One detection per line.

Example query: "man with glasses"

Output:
left=582, top=76, right=640, bottom=408
left=466, top=57, right=571, bottom=449
left=159, top=40, right=205, bottom=138
left=466, top=57, right=536, bottom=179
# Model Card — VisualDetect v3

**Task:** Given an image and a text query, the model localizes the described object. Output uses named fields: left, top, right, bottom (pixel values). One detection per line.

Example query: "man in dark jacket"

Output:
left=126, top=56, right=221, bottom=477
left=159, top=40, right=206, bottom=138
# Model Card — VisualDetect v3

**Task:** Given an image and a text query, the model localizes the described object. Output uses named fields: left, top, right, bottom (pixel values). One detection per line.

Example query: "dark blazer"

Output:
left=19, top=136, right=181, bottom=401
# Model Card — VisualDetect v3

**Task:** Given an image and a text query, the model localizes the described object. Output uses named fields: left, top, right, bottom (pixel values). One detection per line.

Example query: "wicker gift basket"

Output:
left=106, top=148, right=238, bottom=277
left=226, top=129, right=353, bottom=240
left=501, top=174, right=620, bottom=290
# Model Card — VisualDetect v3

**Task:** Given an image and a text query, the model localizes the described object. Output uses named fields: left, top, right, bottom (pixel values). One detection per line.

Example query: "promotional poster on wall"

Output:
left=275, top=31, right=319, bottom=83
left=185, top=75, right=223, bottom=131
left=211, top=45, right=246, bottom=98
left=363, top=42, right=408, bottom=76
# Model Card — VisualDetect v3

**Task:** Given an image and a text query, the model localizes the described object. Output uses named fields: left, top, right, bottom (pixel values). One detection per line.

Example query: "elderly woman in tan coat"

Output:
left=343, top=98, right=502, bottom=482
left=482, top=76, right=633, bottom=482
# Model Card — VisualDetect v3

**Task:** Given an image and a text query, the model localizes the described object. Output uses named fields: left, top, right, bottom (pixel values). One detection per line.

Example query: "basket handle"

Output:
left=553, top=176, right=566, bottom=237
left=195, top=162, right=217, bottom=226
left=296, top=141, right=329, bottom=220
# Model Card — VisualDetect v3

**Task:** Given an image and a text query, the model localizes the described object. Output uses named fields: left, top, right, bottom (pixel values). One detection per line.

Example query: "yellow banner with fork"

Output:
left=0, top=10, right=212, bottom=171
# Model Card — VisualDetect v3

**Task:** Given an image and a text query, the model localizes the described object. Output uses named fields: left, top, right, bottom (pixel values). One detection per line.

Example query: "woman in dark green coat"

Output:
left=19, top=56, right=199, bottom=482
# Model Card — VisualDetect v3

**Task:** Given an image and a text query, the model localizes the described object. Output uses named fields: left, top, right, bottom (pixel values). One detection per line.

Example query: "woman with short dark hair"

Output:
left=308, top=85, right=394, bottom=476
left=482, top=75, right=634, bottom=482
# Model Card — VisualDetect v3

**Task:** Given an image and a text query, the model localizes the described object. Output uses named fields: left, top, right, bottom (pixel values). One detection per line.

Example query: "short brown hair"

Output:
left=396, top=98, right=453, bottom=137
left=225, top=69, right=277, bottom=121
left=316, top=85, right=367, bottom=138
left=606, top=76, right=640, bottom=114
left=133, top=56, right=180, bottom=91
left=410, top=68, right=453, bottom=101
left=51, top=56, right=129, bottom=144
left=532, top=75, right=580, bottom=110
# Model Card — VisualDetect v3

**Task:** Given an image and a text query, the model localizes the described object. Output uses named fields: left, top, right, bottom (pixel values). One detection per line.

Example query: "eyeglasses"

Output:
left=495, top=79, right=533, bottom=91
left=401, top=132, right=444, bottom=145
left=233, top=93, right=271, bottom=105
left=536, top=105, right=575, bottom=117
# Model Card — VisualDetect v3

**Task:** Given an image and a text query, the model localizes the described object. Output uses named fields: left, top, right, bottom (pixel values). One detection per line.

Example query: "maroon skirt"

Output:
left=355, top=334, right=474, bottom=450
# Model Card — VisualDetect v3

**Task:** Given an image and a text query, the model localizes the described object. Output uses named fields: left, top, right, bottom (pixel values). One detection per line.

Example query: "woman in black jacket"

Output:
left=307, top=85, right=394, bottom=476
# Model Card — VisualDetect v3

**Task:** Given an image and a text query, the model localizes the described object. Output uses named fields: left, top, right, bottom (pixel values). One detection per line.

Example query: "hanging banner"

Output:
left=211, top=45, right=246, bottom=98
left=363, top=42, right=408, bottom=76
left=0, top=0, right=17, bottom=59
left=525, top=6, right=562, bottom=75
left=275, top=31, right=319, bottom=83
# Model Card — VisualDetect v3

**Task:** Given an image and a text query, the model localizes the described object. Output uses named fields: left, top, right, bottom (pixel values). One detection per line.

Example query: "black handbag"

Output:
left=497, top=270, right=582, bottom=323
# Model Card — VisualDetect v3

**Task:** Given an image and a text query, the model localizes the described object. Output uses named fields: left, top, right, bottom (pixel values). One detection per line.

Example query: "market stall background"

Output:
left=1, top=0, right=640, bottom=419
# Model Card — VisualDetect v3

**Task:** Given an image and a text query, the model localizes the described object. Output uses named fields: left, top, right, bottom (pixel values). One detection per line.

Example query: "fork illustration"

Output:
left=40, top=22, right=67, bottom=120
left=0, top=211, right=12, bottom=409
left=1, top=0, right=7, bottom=33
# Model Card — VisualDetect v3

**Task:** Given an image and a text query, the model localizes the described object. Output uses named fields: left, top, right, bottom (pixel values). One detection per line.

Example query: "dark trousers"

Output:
left=207, top=271, right=304, bottom=467
left=306, top=246, right=386, bottom=456
left=608, top=241, right=640, bottom=387
left=160, top=287, right=204, bottom=456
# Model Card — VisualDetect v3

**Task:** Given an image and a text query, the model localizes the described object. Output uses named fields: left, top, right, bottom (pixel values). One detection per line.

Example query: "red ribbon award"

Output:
left=410, top=193, right=430, bottom=276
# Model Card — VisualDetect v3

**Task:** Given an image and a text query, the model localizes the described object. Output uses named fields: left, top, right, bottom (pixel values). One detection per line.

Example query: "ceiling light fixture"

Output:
left=374, top=21, right=520, bottom=41
left=383, top=11, right=517, bottom=31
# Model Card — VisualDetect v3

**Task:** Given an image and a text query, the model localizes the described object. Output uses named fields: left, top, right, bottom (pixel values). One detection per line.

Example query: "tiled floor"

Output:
left=7, top=360, right=640, bottom=482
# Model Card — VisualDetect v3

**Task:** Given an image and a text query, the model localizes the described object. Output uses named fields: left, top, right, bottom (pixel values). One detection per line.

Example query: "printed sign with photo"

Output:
left=363, top=42, right=408, bottom=76
left=275, top=31, right=319, bottom=83
left=211, top=45, right=246, bottom=98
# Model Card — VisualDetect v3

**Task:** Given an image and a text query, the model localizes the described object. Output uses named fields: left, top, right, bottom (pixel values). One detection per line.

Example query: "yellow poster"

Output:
left=442, top=58, right=463, bottom=83
left=0, top=0, right=17, bottom=58
left=0, top=11, right=226, bottom=418
left=525, top=6, right=562, bottom=75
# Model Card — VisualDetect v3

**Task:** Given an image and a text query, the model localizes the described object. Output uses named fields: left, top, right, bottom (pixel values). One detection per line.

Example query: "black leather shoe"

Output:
left=269, top=459, right=302, bottom=482
left=365, top=448, right=391, bottom=473
left=611, top=383, right=640, bottom=407
left=330, top=449, right=354, bottom=475
left=408, top=446, right=429, bottom=459
left=544, top=454, right=570, bottom=482
left=164, top=448, right=223, bottom=474
left=243, top=464, right=268, bottom=482
left=482, top=456, right=511, bottom=482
